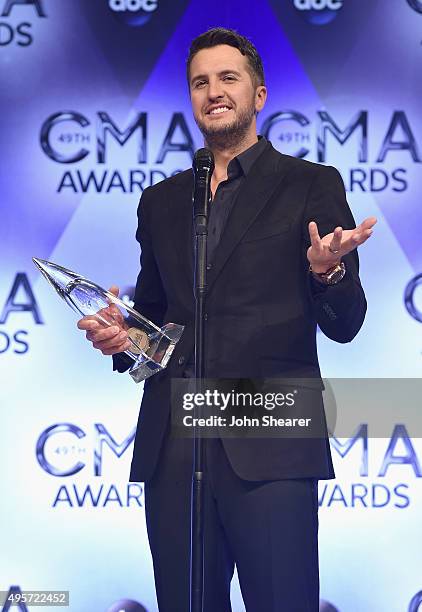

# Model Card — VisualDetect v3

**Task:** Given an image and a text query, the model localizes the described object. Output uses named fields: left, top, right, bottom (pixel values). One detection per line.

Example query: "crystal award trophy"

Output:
left=33, top=258, right=184, bottom=383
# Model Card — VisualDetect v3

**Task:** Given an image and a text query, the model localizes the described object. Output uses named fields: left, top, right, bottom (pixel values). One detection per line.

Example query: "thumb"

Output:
left=108, top=285, right=119, bottom=297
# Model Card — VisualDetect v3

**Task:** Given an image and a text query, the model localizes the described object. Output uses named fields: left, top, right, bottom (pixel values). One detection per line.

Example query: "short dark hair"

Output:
left=187, top=28, right=265, bottom=87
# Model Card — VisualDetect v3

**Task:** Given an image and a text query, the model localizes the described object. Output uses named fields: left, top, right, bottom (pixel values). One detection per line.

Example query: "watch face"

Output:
left=311, top=262, right=345, bottom=285
left=329, top=270, right=343, bottom=283
left=327, top=263, right=346, bottom=284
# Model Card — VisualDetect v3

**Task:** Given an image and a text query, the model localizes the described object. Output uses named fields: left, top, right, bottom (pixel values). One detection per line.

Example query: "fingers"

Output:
left=87, top=325, right=122, bottom=343
left=358, top=216, right=377, bottom=232
left=78, top=310, right=117, bottom=330
left=93, top=334, right=130, bottom=353
left=309, top=216, right=376, bottom=265
left=98, top=304, right=125, bottom=327
left=351, top=227, right=373, bottom=246
left=105, top=287, right=125, bottom=326
left=100, top=342, right=131, bottom=356
left=77, top=308, right=130, bottom=355
left=351, top=217, right=377, bottom=246
left=108, top=285, right=119, bottom=297
left=308, top=221, right=323, bottom=253
left=76, top=283, right=129, bottom=356
left=328, top=226, right=343, bottom=253
left=88, top=325, right=130, bottom=355
left=77, top=316, right=99, bottom=331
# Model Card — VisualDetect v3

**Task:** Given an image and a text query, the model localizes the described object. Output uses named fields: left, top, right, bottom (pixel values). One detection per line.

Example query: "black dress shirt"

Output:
left=185, top=137, right=268, bottom=376
left=206, top=136, right=268, bottom=265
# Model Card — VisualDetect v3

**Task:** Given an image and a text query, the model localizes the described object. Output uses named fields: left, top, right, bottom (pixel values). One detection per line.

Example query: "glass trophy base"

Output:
left=129, top=322, right=184, bottom=383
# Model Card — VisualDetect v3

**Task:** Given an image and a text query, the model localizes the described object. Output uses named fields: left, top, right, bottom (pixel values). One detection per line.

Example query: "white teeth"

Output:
left=210, top=107, right=230, bottom=114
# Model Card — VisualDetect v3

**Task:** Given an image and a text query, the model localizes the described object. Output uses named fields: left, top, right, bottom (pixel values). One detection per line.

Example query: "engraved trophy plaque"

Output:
left=33, top=258, right=184, bottom=382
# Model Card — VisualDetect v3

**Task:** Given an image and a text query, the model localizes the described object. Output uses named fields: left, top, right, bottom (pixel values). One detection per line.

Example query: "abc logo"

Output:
left=293, top=0, right=343, bottom=25
left=294, top=0, right=343, bottom=8
left=108, top=0, right=158, bottom=26
left=407, top=0, right=422, bottom=14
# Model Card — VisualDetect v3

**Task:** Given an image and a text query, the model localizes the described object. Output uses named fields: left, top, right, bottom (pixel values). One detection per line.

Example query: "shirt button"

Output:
left=178, top=356, right=185, bottom=366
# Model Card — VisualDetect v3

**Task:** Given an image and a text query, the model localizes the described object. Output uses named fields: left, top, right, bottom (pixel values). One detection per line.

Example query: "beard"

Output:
left=195, top=98, right=256, bottom=151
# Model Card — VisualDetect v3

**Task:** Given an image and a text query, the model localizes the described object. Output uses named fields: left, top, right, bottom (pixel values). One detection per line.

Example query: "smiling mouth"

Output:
left=207, top=106, right=232, bottom=115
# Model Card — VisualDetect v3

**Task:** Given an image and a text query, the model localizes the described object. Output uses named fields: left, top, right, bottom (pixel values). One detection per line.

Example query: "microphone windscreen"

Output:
left=193, top=148, right=215, bottom=174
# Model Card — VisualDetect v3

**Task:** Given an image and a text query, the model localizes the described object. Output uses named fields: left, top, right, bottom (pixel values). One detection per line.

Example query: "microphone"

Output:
left=192, top=148, right=214, bottom=235
left=190, top=147, right=215, bottom=612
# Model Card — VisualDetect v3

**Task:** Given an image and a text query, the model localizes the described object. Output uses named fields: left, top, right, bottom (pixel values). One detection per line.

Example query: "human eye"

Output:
left=222, top=74, right=237, bottom=82
left=193, top=79, right=207, bottom=89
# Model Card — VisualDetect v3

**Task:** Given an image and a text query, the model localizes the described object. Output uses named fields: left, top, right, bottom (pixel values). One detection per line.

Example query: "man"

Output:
left=78, top=28, right=376, bottom=612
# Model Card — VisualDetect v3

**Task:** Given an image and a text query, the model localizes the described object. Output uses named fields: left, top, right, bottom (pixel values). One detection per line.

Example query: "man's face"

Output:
left=189, top=45, right=266, bottom=149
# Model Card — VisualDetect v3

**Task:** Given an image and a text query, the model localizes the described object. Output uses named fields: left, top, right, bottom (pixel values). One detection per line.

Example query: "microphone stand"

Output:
left=191, top=150, right=213, bottom=612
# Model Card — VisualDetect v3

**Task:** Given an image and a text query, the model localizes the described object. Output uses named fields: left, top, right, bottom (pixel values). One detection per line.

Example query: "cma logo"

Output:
left=0, top=0, right=46, bottom=47
left=36, top=423, right=135, bottom=476
left=108, top=0, right=158, bottom=26
left=293, top=0, right=343, bottom=25
left=0, top=272, right=43, bottom=355
left=405, top=274, right=422, bottom=323
left=0, top=0, right=45, bottom=16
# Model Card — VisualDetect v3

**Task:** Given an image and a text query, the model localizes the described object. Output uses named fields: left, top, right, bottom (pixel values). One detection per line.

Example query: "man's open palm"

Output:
left=307, top=216, right=377, bottom=273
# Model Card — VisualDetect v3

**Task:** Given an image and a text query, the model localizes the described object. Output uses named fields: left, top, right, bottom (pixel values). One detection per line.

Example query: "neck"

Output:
left=206, top=132, right=258, bottom=183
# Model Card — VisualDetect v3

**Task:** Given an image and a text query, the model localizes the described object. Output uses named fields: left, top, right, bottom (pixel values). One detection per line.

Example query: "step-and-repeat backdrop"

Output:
left=1, top=1, right=421, bottom=611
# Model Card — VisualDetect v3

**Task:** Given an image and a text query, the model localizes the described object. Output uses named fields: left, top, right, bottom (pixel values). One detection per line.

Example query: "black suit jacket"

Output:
left=113, top=141, right=367, bottom=482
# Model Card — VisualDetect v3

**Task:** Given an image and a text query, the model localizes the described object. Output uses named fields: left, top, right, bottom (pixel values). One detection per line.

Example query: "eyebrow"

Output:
left=190, top=69, right=242, bottom=85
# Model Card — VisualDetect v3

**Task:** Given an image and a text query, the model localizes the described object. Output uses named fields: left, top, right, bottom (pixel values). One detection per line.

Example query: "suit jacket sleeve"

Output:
left=112, top=186, right=168, bottom=373
left=303, top=165, right=367, bottom=343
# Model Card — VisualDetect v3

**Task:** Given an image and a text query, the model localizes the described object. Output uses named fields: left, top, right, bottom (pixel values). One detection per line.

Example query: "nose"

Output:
left=207, top=77, right=224, bottom=100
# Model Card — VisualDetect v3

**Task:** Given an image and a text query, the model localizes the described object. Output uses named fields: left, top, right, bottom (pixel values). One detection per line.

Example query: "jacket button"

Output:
left=178, top=356, right=185, bottom=366
left=206, top=263, right=212, bottom=271
left=204, top=313, right=208, bottom=321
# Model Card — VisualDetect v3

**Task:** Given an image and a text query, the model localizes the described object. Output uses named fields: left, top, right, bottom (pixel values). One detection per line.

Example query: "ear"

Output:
left=255, top=86, right=267, bottom=113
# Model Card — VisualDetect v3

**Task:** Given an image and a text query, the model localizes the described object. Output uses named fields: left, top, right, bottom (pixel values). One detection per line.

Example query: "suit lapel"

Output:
left=206, top=143, right=287, bottom=294
left=165, top=144, right=288, bottom=295
left=167, top=171, right=195, bottom=287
